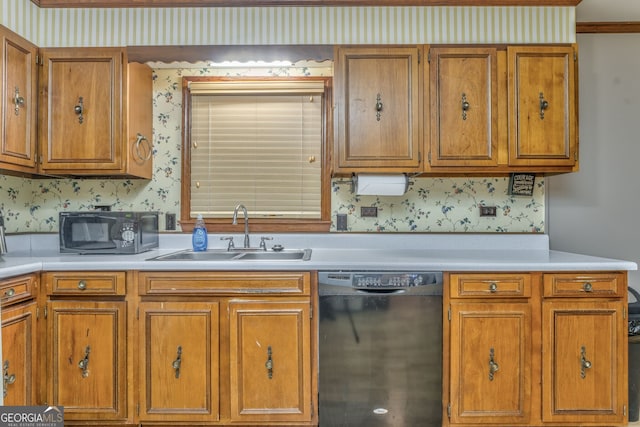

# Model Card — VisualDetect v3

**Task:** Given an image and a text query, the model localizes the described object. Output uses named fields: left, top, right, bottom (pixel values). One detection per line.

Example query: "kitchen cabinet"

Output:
left=541, top=272, right=627, bottom=425
left=137, top=271, right=317, bottom=426
left=229, top=300, right=312, bottom=423
left=507, top=45, right=578, bottom=169
left=447, top=273, right=532, bottom=425
left=445, top=271, right=628, bottom=427
left=0, top=25, right=38, bottom=176
left=38, top=47, right=153, bottom=178
left=427, top=47, right=499, bottom=168
left=42, top=271, right=129, bottom=423
left=334, top=46, right=422, bottom=173
left=138, top=301, right=220, bottom=423
left=0, top=274, right=38, bottom=406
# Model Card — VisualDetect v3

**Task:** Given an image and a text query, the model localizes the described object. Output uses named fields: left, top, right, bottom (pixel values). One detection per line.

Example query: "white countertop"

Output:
left=0, top=233, right=636, bottom=279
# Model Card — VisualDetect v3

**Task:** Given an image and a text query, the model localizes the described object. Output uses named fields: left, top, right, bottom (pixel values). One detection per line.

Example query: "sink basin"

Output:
left=148, top=248, right=311, bottom=262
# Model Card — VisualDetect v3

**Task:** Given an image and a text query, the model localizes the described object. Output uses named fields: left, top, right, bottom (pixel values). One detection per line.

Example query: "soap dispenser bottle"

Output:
left=192, top=214, right=208, bottom=252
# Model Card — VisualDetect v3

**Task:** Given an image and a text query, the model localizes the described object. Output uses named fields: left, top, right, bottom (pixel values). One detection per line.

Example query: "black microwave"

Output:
left=59, top=211, right=159, bottom=254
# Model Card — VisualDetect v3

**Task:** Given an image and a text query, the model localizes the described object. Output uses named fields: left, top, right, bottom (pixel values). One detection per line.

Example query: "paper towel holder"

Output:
left=350, top=173, right=410, bottom=195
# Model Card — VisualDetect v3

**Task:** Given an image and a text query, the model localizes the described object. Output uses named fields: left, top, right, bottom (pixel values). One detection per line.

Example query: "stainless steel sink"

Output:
left=148, top=248, right=311, bottom=262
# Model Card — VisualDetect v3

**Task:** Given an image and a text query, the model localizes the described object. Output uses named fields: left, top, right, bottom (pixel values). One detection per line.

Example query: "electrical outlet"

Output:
left=166, top=213, right=177, bottom=230
left=479, top=206, right=497, bottom=217
left=336, top=214, right=347, bottom=231
left=361, top=206, right=378, bottom=217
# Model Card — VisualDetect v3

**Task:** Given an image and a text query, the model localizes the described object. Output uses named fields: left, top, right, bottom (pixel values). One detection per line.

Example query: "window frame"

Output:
left=180, top=75, right=332, bottom=233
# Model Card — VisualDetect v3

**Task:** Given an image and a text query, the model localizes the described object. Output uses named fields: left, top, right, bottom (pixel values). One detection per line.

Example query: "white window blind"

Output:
left=189, top=80, right=324, bottom=219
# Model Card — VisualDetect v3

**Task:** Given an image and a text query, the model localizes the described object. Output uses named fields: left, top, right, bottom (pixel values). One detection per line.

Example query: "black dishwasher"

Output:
left=318, top=271, right=443, bottom=427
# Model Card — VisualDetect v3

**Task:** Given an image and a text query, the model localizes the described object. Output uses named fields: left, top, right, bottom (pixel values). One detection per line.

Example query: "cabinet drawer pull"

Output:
left=78, top=346, right=91, bottom=378
left=265, top=346, right=274, bottom=379
left=3, top=360, right=16, bottom=398
left=580, top=346, right=592, bottom=379
left=172, top=346, right=182, bottom=379
left=375, top=93, right=383, bottom=121
left=583, top=282, right=593, bottom=292
left=74, top=96, right=85, bottom=124
left=539, top=92, right=549, bottom=119
left=4, top=288, right=15, bottom=298
left=461, top=93, right=470, bottom=120
left=488, top=282, right=498, bottom=293
left=14, top=86, right=25, bottom=116
left=488, top=348, right=499, bottom=381
left=77, top=280, right=87, bottom=290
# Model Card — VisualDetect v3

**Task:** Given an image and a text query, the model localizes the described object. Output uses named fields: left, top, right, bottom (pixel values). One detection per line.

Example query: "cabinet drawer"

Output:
left=44, top=271, right=126, bottom=296
left=543, top=272, right=625, bottom=298
left=450, top=273, right=531, bottom=298
left=0, top=274, right=37, bottom=307
left=138, top=271, right=310, bottom=296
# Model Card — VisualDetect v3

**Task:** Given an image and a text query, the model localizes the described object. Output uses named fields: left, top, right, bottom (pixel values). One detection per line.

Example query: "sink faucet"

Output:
left=232, top=204, right=250, bottom=248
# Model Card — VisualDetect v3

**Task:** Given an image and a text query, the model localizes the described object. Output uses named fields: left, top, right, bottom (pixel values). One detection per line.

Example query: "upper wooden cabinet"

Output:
left=334, top=46, right=422, bottom=173
left=38, top=47, right=153, bottom=178
left=428, top=47, right=499, bottom=168
left=507, top=45, right=578, bottom=168
left=0, top=25, right=38, bottom=176
left=334, top=44, right=579, bottom=176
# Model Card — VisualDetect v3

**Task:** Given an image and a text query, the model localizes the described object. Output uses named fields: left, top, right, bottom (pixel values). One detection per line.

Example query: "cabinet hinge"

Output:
left=44, top=306, right=48, bottom=319
left=136, top=403, right=140, bottom=416
left=136, top=307, right=139, bottom=320
left=428, top=151, right=431, bottom=163
left=427, top=49, right=431, bottom=63
left=624, top=404, right=627, bottom=416
left=310, top=304, right=313, bottom=319
left=574, top=51, right=578, bottom=62
left=624, top=307, right=627, bottom=320
left=448, top=306, right=451, bottom=321
left=36, top=306, right=39, bottom=319
left=447, top=403, right=451, bottom=418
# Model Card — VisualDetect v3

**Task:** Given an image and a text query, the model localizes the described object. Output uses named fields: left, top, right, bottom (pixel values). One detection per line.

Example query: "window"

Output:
left=182, top=77, right=331, bottom=232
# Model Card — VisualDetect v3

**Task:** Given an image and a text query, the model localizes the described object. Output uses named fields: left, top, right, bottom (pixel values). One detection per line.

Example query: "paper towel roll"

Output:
left=354, top=174, right=409, bottom=196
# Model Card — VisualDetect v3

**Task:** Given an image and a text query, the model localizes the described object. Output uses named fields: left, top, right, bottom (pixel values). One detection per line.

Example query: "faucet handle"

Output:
left=220, top=236, right=235, bottom=251
left=259, top=236, right=273, bottom=251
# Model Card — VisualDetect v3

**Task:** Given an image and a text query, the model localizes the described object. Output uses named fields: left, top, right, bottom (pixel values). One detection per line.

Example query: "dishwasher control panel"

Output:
left=319, top=271, right=443, bottom=290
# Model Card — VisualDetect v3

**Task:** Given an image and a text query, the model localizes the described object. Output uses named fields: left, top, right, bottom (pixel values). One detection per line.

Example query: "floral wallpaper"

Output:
left=0, top=60, right=544, bottom=234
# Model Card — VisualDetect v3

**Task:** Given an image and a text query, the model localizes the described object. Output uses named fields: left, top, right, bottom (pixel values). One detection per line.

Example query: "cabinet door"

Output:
left=39, top=47, right=123, bottom=173
left=507, top=46, right=577, bottom=168
left=542, top=300, right=626, bottom=424
left=229, top=300, right=312, bottom=423
left=335, top=46, right=422, bottom=172
left=1, top=301, right=37, bottom=405
left=47, top=300, right=126, bottom=421
left=0, top=26, right=37, bottom=173
left=449, top=302, right=531, bottom=425
left=428, top=47, right=498, bottom=168
left=138, top=302, right=220, bottom=423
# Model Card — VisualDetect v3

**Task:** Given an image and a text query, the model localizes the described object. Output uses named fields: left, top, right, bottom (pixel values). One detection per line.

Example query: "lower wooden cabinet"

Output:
left=1, top=274, right=38, bottom=405
left=138, top=302, right=220, bottom=423
left=229, top=300, right=312, bottom=423
left=47, top=300, right=127, bottom=421
left=136, top=271, right=317, bottom=426
left=445, top=271, right=628, bottom=427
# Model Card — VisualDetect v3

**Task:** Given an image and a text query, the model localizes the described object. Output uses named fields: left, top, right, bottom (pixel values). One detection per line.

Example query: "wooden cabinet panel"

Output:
left=449, top=302, right=531, bottom=425
left=38, top=47, right=153, bottom=178
left=1, top=301, right=37, bottom=406
left=450, top=273, right=531, bottom=298
left=428, top=47, right=498, bottom=167
left=507, top=45, right=578, bottom=168
left=229, top=300, right=312, bottom=423
left=0, top=25, right=38, bottom=175
left=334, top=46, right=422, bottom=172
left=44, top=271, right=126, bottom=296
left=542, top=300, right=626, bottom=424
left=138, top=302, right=220, bottom=422
left=47, top=300, right=127, bottom=421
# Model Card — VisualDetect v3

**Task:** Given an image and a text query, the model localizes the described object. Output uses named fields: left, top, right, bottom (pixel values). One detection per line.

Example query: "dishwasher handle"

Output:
left=319, top=281, right=442, bottom=297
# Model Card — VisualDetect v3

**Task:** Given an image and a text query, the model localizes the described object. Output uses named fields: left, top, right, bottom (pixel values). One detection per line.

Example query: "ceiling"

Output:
left=577, top=0, right=640, bottom=21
